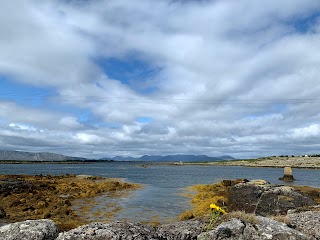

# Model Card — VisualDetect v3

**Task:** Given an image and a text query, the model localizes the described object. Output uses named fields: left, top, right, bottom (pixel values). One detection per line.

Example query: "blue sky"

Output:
left=1, top=0, right=320, bottom=158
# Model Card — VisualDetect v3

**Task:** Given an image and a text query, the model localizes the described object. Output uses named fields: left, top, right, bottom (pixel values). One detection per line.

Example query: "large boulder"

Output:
left=197, top=216, right=309, bottom=240
left=157, top=219, right=204, bottom=240
left=288, top=209, right=320, bottom=239
left=228, top=181, right=316, bottom=216
left=0, top=219, right=58, bottom=240
left=57, top=221, right=158, bottom=240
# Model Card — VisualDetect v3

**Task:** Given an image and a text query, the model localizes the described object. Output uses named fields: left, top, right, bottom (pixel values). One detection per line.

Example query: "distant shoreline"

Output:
left=1, top=156, right=320, bottom=169
left=177, top=156, right=320, bottom=169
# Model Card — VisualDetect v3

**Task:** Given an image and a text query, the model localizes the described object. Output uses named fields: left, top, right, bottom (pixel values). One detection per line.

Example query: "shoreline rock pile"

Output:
left=1, top=212, right=320, bottom=240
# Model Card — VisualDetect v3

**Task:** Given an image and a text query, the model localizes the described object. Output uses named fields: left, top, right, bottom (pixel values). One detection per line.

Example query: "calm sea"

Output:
left=1, top=162, right=319, bottom=223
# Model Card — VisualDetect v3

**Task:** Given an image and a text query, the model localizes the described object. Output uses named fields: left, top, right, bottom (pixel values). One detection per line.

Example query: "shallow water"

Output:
left=1, top=162, right=319, bottom=222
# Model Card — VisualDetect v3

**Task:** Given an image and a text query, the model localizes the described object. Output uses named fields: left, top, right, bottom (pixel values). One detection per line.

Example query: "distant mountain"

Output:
left=0, top=150, right=87, bottom=161
left=101, top=156, right=135, bottom=161
left=0, top=150, right=235, bottom=162
left=139, top=155, right=163, bottom=161
left=104, top=154, right=235, bottom=162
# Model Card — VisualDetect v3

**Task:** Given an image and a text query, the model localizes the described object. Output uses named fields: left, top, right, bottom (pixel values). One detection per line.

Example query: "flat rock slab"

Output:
left=57, top=221, right=158, bottom=240
left=157, top=219, right=205, bottom=240
left=0, top=219, right=58, bottom=240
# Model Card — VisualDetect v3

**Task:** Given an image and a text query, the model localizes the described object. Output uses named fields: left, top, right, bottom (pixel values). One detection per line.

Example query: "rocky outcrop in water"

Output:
left=0, top=219, right=58, bottom=240
left=228, top=180, right=316, bottom=216
left=279, top=166, right=295, bottom=182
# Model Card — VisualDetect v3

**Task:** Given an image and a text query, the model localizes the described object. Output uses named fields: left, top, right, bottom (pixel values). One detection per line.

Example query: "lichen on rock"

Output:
left=56, top=221, right=158, bottom=240
left=198, top=216, right=310, bottom=240
left=0, top=219, right=58, bottom=240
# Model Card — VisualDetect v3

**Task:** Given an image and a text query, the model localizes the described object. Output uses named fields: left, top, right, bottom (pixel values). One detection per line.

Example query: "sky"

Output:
left=1, top=0, right=320, bottom=159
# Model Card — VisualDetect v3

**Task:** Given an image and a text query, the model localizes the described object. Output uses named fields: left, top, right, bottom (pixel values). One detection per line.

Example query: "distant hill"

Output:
left=0, top=150, right=87, bottom=161
left=0, top=150, right=234, bottom=162
left=103, top=154, right=235, bottom=162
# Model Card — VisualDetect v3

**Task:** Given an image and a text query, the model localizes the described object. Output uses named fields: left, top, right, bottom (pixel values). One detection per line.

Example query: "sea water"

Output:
left=1, top=162, right=319, bottom=222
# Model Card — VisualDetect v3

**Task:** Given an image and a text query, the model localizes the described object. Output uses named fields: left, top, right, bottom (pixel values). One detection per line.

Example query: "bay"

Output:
left=0, top=162, right=319, bottom=223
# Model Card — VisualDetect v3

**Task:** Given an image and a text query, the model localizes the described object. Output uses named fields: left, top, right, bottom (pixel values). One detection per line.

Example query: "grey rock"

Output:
left=288, top=210, right=320, bottom=239
left=0, top=219, right=58, bottom=240
left=255, top=216, right=309, bottom=240
left=288, top=205, right=320, bottom=214
left=198, top=217, right=310, bottom=240
left=229, top=181, right=316, bottom=216
left=198, top=218, right=259, bottom=240
left=57, top=221, right=158, bottom=240
left=228, top=181, right=270, bottom=213
left=256, top=186, right=316, bottom=216
left=0, top=207, right=5, bottom=218
left=157, top=219, right=205, bottom=240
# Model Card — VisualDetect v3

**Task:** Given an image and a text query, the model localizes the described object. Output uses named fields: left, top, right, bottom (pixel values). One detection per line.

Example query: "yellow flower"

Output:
left=209, top=203, right=226, bottom=214
left=209, top=203, right=219, bottom=210
left=219, top=208, right=226, bottom=214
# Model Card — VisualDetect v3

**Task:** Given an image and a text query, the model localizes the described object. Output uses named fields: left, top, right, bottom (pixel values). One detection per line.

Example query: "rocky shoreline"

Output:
left=207, top=156, right=320, bottom=169
left=1, top=208, right=320, bottom=240
left=1, top=179, right=320, bottom=239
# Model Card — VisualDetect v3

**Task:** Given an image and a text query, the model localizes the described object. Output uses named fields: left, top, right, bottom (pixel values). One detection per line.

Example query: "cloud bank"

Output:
left=1, top=0, right=320, bottom=158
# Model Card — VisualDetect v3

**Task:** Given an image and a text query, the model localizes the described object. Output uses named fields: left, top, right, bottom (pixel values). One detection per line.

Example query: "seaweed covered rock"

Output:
left=0, top=174, right=139, bottom=230
left=157, top=219, right=205, bottom=240
left=0, top=219, right=58, bottom=240
left=0, top=179, right=34, bottom=196
left=197, top=216, right=309, bottom=240
left=228, top=181, right=316, bottom=216
left=0, top=207, right=5, bottom=218
left=57, top=221, right=158, bottom=240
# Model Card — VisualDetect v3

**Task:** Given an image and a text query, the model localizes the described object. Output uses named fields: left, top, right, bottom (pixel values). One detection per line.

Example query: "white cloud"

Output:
left=1, top=0, right=320, bottom=158
left=9, top=123, right=38, bottom=132
left=292, top=124, right=320, bottom=138
left=59, top=117, right=82, bottom=129
left=74, top=133, right=104, bottom=144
